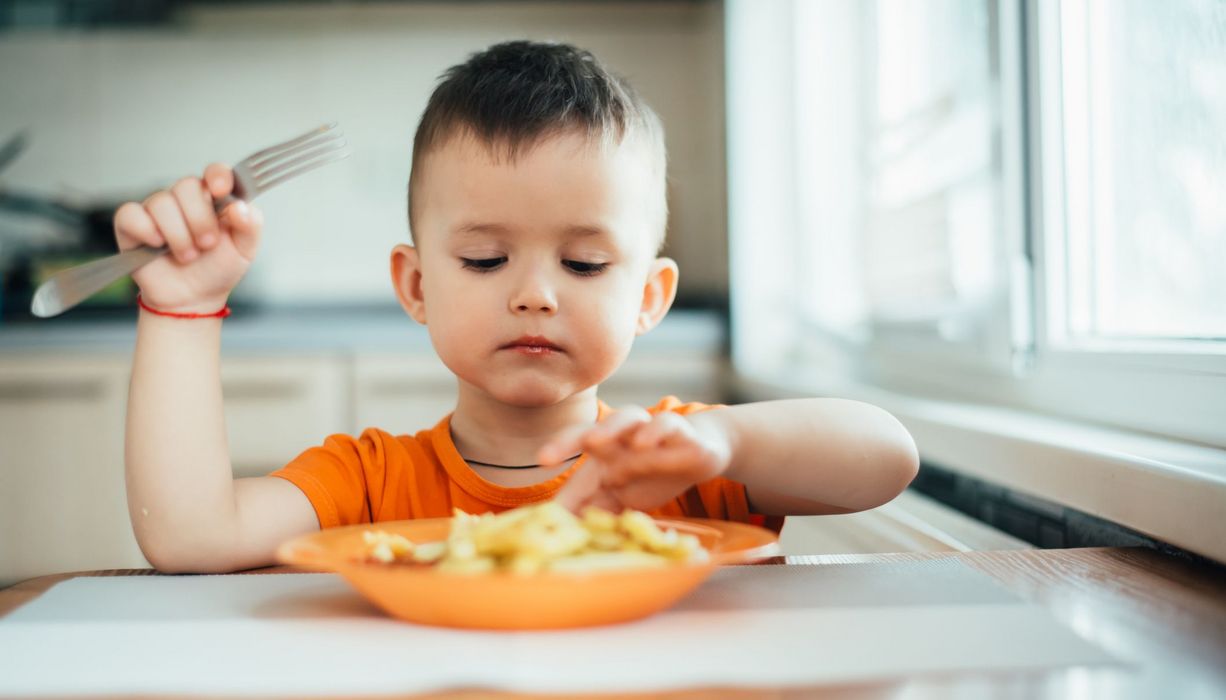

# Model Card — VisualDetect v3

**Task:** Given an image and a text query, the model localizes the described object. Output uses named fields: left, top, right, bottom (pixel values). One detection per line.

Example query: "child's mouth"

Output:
left=507, top=345, right=557, bottom=355
left=502, top=335, right=563, bottom=355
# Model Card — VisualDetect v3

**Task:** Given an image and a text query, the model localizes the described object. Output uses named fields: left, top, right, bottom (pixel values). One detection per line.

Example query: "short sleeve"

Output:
left=268, top=428, right=396, bottom=529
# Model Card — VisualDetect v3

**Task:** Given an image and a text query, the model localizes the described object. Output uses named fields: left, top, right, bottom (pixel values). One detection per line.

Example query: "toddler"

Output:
left=119, top=41, right=918, bottom=573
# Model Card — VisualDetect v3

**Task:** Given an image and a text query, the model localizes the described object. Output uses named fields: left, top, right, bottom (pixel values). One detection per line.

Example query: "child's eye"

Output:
left=460, top=257, right=507, bottom=272
left=563, top=260, right=609, bottom=277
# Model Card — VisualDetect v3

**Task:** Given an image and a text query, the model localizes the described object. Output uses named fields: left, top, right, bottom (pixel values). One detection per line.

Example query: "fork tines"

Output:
left=245, top=122, right=350, bottom=191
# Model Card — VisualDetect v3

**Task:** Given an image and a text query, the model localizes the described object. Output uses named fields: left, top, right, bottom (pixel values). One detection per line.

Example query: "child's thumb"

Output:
left=224, top=201, right=263, bottom=260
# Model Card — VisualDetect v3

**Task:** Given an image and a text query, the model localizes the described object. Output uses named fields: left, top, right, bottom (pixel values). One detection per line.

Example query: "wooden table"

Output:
left=3, top=547, right=1224, bottom=699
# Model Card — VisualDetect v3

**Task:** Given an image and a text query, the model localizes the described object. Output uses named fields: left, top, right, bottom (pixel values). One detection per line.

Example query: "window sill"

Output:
left=778, top=490, right=1034, bottom=556
left=734, top=371, right=1226, bottom=564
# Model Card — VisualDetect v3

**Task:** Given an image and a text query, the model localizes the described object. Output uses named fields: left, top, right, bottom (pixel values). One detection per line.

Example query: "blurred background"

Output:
left=0, top=0, right=729, bottom=311
left=1, top=0, right=1224, bottom=585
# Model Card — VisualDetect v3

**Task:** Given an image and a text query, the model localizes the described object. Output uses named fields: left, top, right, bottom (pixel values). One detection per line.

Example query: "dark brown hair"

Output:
left=407, top=40, right=667, bottom=244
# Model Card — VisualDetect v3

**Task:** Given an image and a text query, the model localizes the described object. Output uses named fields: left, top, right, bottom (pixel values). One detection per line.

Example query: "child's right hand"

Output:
left=115, top=162, right=263, bottom=314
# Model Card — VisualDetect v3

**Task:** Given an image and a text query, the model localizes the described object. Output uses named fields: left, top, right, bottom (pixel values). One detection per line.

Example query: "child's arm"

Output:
left=121, top=165, right=318, bottom=573
left=545, top=399, right=919, bottom=516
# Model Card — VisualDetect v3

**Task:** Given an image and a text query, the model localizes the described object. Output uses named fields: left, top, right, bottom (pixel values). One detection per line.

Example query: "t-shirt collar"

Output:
left=431, top=399, right=612, bottom=508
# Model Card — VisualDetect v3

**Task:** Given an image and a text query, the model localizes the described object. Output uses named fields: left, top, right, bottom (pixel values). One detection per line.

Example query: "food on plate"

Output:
left=359, top=502, right=708, bottom=574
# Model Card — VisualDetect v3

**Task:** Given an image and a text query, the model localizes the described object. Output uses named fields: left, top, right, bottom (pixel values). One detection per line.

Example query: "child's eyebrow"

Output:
left=452, top=222, right=510, bottom=237
left=451, top=222, right=612, bottom=240
left=563, top=225, right=610, bottom=239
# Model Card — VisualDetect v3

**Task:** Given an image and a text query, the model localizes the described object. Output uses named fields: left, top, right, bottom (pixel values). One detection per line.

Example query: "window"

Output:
left=855, top=0, right=1022, bottom=376
left=727, top=0, right=1226, bottom=448
left=1046, top=0, right=1226, bottom=346
left=1030, top=0, right=1226, bottom=445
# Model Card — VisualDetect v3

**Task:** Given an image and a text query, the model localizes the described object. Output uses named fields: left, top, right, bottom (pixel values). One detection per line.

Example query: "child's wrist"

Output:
left=687, top=412, right=736, bottom=479
left=136, top=293, right=231, bottom=319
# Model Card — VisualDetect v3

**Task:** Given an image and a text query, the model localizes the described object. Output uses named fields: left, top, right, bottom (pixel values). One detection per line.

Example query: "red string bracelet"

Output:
left=136, top=293, right=231, bottom=319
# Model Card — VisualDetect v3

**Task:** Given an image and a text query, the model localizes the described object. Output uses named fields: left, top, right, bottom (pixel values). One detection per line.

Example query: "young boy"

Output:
left=119, top=41, right=918, bottom=574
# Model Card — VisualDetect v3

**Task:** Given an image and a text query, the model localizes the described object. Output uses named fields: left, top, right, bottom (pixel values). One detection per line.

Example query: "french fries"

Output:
left=359, top=502, right=708, bottom=573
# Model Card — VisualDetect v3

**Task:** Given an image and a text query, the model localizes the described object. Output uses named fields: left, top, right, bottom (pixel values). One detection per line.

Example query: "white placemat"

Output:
left=0, top=560, right=1120, bottom=696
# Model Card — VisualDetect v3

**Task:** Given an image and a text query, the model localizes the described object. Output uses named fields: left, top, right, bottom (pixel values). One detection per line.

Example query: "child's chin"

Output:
left=490, top=381, right=575, bottom=408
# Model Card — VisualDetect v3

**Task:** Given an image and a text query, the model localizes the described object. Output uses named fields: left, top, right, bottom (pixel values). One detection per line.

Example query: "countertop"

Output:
left=0, top=305, right=726, bottom=355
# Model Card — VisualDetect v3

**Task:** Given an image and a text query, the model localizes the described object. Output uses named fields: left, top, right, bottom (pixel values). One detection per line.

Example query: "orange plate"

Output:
left=276, top=517, right=779, bottom=630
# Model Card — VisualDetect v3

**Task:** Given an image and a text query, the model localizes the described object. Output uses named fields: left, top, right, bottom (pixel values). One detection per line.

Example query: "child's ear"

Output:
left=390, top=244, right=428, bottom=324
left=636, top=256, right=679, bottom=335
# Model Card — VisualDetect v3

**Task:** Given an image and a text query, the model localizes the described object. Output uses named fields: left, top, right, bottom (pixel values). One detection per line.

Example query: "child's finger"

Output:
left=562, top=469, right=626, bottom=514
left=582, top=407, right=651, bottom=448
left=599, top=441, right=713, bottom=490
left=610, top=474, right=694, bottom=513
left=630, top=412, right=689, bottom=450
left=553, top=484, right=584, bottom=512
left=554, top=435, right=613, bottom=475
left=224, top=199, right=259, bottom=231
left=537, top=423, right=591, bottom=465
left=142, top=191, right=197, bottom=263
left=113, top=202, right=165, bottom=251
left=170, top=177, right=221, bottom=251
left=540, top=407, right=652, bottom=464
left=202, top=162, right=234, bottom=200
left=553, top=460, right=601, bottom=512
left=583, top=439, right=657, bottom=490
left=578, top=489, right=624, bottom=514
left=223, top=201, right=263, bottom=261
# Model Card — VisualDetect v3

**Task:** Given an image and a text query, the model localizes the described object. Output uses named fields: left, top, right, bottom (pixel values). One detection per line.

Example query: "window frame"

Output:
left=858, top=0, right=1226, bottom=449
left=1023, top=0, right=1226, bottom=446
left=855, top=0, right=1028, bottom=380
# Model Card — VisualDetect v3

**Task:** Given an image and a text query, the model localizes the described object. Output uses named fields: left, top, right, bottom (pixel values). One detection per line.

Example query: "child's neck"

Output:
left=449, top=388, right=599, bottom=468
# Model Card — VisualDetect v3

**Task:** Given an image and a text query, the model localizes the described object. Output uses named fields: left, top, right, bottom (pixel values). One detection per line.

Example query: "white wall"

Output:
left=0, top=1, right=727, bottom=305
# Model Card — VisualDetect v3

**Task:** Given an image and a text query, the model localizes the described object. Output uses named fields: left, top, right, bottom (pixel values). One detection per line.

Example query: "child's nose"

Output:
left=508, top=269, right=558, bottom=314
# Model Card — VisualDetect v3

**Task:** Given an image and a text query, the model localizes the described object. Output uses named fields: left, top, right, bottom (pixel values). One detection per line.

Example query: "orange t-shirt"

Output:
left=269, top=395, right=784, bottom=534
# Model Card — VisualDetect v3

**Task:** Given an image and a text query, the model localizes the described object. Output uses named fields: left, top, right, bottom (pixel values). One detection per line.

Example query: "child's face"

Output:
left=393, top=131, right=676, bottom=408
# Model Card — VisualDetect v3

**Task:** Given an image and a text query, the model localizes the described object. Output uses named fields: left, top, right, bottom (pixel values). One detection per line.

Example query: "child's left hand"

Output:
left=541, top=407, right=733, bottom=513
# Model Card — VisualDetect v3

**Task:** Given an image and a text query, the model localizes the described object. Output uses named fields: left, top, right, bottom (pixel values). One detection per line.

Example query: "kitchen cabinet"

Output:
left=0, top=355, right=144, bottom=584
left=0, top=353, right=364, bottom=585
left=221, top=355, right=349, bottom=478
left=350, top=353, right=458, bottom=437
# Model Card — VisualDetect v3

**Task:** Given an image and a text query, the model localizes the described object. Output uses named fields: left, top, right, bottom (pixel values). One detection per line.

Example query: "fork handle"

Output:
left=83, top=244, right=170, bottom=280
left=30, top=194, right=246, bottom=317
left=29, top=245, right=169, bottom=318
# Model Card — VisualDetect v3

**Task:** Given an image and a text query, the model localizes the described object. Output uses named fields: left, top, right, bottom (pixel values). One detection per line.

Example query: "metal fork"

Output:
left=30, top=123, right=350, bottom=318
